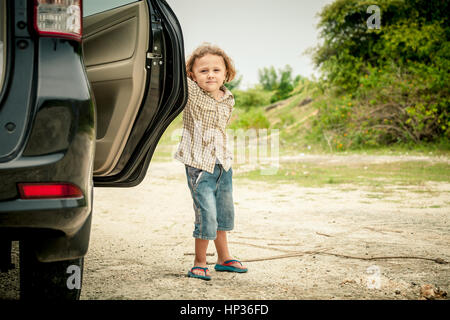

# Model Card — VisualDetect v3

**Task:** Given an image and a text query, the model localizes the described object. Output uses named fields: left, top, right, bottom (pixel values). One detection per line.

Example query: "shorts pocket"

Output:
left=186, top=165, right=203, bottom=189
left=195, top=171, right=204, bottom=185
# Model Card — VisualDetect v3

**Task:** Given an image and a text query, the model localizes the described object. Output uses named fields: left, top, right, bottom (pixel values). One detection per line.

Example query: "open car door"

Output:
left=83, top=0, right=187, bottom=187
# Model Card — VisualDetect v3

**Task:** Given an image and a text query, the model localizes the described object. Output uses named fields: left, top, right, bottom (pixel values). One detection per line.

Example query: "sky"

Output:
left=165, top=0, right=335, bottom=89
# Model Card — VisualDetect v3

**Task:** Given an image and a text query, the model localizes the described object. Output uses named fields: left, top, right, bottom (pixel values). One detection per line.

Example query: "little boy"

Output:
left=174, top=43, right=247, bottom=280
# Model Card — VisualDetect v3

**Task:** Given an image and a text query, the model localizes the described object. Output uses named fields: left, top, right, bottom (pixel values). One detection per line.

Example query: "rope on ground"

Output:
left=230, top=241, right=448, bottom=265
left=240, top=251, right=448, bottom=265
left=316, top=252, right=448, bottom=265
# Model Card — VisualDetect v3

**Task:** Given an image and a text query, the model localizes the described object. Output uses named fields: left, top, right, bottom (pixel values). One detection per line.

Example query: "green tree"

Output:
left=270, top=65, right=295, bottom=102
left=258, top=66, right=278, bottom=91
left=309, top=0, right=449, bottom=146
left=258, top=64, right=300, bottom=102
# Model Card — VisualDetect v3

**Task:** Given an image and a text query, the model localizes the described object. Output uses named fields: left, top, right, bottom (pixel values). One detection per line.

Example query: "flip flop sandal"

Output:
left=187, top=267, right=211, bottom=280
left=214, top=259, right=248, bottom=273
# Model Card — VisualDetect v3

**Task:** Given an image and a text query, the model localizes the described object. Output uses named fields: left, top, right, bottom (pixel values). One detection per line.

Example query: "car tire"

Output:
left=0, top=240, right=15, bottom=272
left=19, top=241, right=84, bottom=300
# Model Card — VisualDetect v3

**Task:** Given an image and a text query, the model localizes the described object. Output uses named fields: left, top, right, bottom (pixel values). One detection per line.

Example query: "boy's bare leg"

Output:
left=214, top=230, right=247, bottom=270
left=192, top=238, right=211, bottom=277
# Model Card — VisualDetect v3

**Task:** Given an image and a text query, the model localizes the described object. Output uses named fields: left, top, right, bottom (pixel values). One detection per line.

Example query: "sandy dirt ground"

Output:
left=1, top=155, right=449, bottom=300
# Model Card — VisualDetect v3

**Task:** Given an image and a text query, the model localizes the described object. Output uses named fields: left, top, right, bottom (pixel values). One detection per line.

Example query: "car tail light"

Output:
left=18, top=183, right=83, bottom=199
left=34, top=0, right=82, bottom=41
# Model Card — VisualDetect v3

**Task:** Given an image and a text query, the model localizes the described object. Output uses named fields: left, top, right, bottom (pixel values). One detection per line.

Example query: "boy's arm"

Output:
left=226, top=97, right=235, bottom=126
left=183, top=77, right=202, bottom=117
left=187, top=77, right=200, bottom=101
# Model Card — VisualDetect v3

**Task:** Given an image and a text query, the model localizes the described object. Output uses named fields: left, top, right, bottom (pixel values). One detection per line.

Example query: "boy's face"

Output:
left=190, top=54, right=227, bottom=96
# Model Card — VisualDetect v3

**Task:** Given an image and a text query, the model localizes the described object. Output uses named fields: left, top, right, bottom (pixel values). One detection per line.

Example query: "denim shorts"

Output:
left=185, top=163, right=235, bottom=240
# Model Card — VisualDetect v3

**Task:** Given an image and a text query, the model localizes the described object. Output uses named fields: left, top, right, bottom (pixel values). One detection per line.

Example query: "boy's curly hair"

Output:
left=186, top=43, right=236, bottom=83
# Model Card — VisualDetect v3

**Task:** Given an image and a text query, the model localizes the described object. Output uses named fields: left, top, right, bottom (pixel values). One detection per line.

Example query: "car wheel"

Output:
left=19, top=241, right=84, bottom=300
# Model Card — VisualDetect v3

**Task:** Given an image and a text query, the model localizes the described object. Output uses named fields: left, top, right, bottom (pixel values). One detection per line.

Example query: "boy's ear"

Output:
left=188, top=71, right=196, bottom=82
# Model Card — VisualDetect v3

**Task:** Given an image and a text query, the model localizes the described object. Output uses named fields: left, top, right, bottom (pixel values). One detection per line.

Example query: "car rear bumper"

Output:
left=0, top=185, right=93, bottom=262
left=0, top=197, right=89, bottom=237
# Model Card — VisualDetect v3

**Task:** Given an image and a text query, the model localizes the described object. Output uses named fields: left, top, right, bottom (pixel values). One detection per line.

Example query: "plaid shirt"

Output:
left=174, top=78, right=235, bottom=174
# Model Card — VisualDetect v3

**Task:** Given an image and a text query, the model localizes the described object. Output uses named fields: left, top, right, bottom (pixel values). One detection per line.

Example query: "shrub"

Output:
left=229, top=108, right=270, bottom=130
left=233, top=88, right=273, bottom=110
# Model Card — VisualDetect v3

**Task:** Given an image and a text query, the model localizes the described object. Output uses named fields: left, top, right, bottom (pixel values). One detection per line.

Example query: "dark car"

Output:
left=0, top=0, right=187, bottom=299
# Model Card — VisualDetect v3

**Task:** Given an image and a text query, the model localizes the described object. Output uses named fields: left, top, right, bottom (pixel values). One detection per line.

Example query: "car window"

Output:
left=83, top=0, right=139, bottom=17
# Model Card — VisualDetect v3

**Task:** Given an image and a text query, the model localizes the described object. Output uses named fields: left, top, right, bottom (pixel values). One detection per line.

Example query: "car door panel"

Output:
left=83, top=18, right=137, bottom=67
left=90, top=0, right=187, bottom=187
left=83, top=1, right=149, bottom=177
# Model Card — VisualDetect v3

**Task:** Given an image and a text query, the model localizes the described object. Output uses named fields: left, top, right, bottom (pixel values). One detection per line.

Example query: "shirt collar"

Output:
left=201, top=85, right=233, bottom=103
left=219, top=85, right=234, bottom=101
